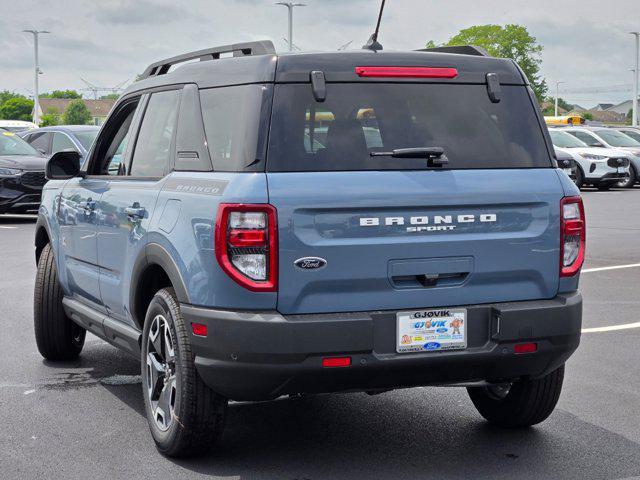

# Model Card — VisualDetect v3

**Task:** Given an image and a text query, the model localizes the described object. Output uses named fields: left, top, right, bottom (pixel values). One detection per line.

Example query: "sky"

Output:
left=0, top=0, right=638, bottom=108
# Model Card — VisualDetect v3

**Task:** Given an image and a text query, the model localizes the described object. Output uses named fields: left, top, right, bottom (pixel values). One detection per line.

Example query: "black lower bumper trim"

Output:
left=183, top=293, right=582, bottom=401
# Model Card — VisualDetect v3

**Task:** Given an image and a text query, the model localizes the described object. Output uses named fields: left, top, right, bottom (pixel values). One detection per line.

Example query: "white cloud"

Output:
left=0, top=0, right=638, bottom=107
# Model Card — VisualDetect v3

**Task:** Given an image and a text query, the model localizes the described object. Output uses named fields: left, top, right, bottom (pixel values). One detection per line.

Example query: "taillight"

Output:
left=560, top=196, right=586, bottom=277
left=355, top=66, right=458, bottom=79
left=215, top=204, right=278, bottom=292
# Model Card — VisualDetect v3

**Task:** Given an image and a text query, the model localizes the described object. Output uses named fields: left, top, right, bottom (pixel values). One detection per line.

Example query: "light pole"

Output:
left=276, top=2, right=305, bottom=52
left=631, top=32, right=639, bottom=127
left=555, top=81, right=565, bottom=117
left=23, top=29, right=49, bottom=125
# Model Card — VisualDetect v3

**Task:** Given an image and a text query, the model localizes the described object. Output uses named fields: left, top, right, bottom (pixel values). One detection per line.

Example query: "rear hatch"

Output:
left=266, top=56, right=564, bottom=315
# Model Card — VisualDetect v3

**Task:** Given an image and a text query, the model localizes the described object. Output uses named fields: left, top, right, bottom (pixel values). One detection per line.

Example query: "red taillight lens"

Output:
left=215, top=203, right=278, bottom=292
left=322, top=357, right=352, bottom=368
left=355, top=66, right=458, bottom=79
left=560, top=196, right=586, bottom=277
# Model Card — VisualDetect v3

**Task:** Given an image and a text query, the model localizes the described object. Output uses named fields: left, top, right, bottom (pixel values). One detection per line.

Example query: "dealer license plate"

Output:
left=396, top=308, right=467, bottom=353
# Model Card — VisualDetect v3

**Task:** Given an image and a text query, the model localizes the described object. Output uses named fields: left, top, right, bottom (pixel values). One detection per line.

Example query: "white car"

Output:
left=562, top=126, right=640, bottom=188
left=616, top=127, right=640, bottom=144
left=548, top=129, right=630, bottom=190
left=0, top=120, right=38, bottom=133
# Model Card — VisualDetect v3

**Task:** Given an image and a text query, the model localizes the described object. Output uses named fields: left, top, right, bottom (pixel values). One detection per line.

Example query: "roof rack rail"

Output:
left=139, top=40, right=276, bottom=80
left=416, top=45, right=491, bottom=57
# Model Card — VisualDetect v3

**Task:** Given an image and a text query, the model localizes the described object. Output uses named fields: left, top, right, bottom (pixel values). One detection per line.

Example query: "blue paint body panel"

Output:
left=267, top=169, right=566, bottom=314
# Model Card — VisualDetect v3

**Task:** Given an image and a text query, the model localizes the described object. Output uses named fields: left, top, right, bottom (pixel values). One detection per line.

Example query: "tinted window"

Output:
left=90, top=100, right=140, bottom=176
left=596, top=129, right=640, bottom=147
left=549, top=130, right=587, bottom=148
left=73, top=130, right=99, bottom=150
left=129, top=90, right=181, bottom=177
left=569, top=131, right=602, bottom=147
left=268, top=84, right=551, bottom=171
left=26, top=132, right=50, bottom=154
left=621, top=129, right=640, bottom=143
left=200, top=85, right=264, bottom=171
left=52, top=133, right=77, bottom=154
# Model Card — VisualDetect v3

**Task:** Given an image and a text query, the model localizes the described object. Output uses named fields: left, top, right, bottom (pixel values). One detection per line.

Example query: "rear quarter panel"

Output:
left=147, top=172, right=275, bottom=310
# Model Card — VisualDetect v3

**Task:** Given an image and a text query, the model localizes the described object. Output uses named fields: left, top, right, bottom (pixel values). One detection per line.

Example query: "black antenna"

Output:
left=362, top=0, right=386, bottom=51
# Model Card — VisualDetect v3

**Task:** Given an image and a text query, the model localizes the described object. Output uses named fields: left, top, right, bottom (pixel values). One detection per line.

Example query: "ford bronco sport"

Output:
left=34, top=40, right=584, bottom=457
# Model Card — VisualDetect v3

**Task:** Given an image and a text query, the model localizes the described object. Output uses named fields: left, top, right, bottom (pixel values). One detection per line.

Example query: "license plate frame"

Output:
left=396, top=308, right=467, bottom=353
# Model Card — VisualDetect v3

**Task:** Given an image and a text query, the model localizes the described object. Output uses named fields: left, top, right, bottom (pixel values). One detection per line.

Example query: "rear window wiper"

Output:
left=370, top=147, right=449, bottom=167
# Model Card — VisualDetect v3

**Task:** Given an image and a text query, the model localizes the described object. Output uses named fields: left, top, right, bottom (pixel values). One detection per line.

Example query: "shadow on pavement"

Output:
left=0, top=214, right=37, bottom=224
left=37, top=338, right=640, bottom=479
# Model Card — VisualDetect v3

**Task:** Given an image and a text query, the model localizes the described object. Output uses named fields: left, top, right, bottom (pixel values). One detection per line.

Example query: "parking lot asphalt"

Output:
left=1, top=188, right=640, bottom=480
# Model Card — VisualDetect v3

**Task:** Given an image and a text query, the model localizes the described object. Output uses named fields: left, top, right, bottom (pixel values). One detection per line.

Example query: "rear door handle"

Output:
left=124, top=204, right=145, bottom=221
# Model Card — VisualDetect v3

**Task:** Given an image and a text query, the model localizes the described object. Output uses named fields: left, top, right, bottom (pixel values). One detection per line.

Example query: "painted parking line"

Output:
left=583, top=322, right=640, bottom=334
left=582, top=263, right=640, bottom=273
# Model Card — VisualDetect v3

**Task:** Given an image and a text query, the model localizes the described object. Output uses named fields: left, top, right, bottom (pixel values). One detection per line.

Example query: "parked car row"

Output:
left=549, top=126, right=640, bottom=190
left=0, top=125, right=99, bottom=214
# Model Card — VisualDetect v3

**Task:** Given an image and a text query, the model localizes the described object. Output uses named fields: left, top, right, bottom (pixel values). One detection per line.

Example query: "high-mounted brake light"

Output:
left=560, top=196, right=586, bottom=277
left=215, top=204, right=278, bottom=292
left=355, top=66, right=458, bottom=79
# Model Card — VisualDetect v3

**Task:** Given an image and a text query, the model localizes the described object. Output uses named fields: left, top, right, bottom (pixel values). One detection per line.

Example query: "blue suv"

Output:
left=34, top=41, right=584, bottom=457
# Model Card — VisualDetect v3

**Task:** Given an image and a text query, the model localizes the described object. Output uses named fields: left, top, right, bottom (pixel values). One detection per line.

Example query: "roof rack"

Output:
left=416, top=45, right=491, bottom=57
left=139, top=40, right=276, bottom=80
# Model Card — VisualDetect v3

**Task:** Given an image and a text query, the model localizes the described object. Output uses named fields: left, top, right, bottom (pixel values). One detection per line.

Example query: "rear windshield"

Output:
left=267, top=83, right=551, bottom=171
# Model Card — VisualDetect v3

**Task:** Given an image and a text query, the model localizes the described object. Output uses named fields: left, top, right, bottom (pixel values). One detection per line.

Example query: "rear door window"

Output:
left=267, top=83, right=551, bottom=171
left=26, top=132, right=51, bottom=155
left=52, top=133, right=77, bottom=154
left=129, top=89, right=181, bottom=177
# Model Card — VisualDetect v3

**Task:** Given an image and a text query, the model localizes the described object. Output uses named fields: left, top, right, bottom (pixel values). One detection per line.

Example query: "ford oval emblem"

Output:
left=294, top=257, right=327, bottom=270
left=424, top=342, right=441, bottom=351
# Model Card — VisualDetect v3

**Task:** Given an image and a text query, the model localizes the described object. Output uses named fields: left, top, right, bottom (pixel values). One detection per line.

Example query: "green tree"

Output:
left=40, top=108, right=60, bottom=127
left=0, top=90, right=27, bottom=106
left=62, top=99, right=92, bottom=125
left=582, top=112, right=593, bottom=121
left=40, top=89, right=82, bottom=99
left=628, top=109, right=634, bottom=126
left=427, top=24, right=548, bottom=102
left=0, top=97, right=34, bottom=121
left=99, top=93, right=119, bottom=100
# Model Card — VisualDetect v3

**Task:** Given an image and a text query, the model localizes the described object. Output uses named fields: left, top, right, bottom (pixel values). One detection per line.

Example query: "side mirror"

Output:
left=45, top=150, right=81, bottom=180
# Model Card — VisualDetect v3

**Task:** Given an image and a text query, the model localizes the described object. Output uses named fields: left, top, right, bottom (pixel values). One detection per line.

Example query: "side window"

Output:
left=27, top=132, right=51, bottom=155
left=52, top=133, right=77, bottom=154
left=89, top=99, right=140, bottom=176
left=200, top=85, right=264, bottom=171
left=129, top=90, right=181, bottom=177
left=570, top=131, right=602, bottom=147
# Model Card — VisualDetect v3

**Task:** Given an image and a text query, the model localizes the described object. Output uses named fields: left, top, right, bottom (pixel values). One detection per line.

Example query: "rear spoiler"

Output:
left=416, top=45, right=491, bottom=57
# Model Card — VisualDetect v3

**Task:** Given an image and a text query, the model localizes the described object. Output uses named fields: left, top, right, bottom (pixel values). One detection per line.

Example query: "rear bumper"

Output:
left=184, top=293, right=582, bottom=401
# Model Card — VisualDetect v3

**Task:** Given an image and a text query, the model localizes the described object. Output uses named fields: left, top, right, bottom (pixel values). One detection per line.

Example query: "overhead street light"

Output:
left=22, top=29, right=50, bottom=125
left=276, top=2, right=306, bottom=52
left=631, top=32, right=639, bottom=127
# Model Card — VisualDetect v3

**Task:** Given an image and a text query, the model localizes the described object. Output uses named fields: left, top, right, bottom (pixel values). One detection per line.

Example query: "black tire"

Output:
left=34, top=243, right=86, bottom=360
left=597, top=184, right=611, bottom=191
left=617, top=165, right=637, bottom=188
left=141, top=287, right=227, bottom=458
left=573, top=166, right=584, bottom=189
left=467, top=365, right=564, bottom=428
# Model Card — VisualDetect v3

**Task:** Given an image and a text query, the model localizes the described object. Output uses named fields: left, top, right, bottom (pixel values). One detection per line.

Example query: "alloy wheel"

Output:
left=146, top=314, right=178, bottom=431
